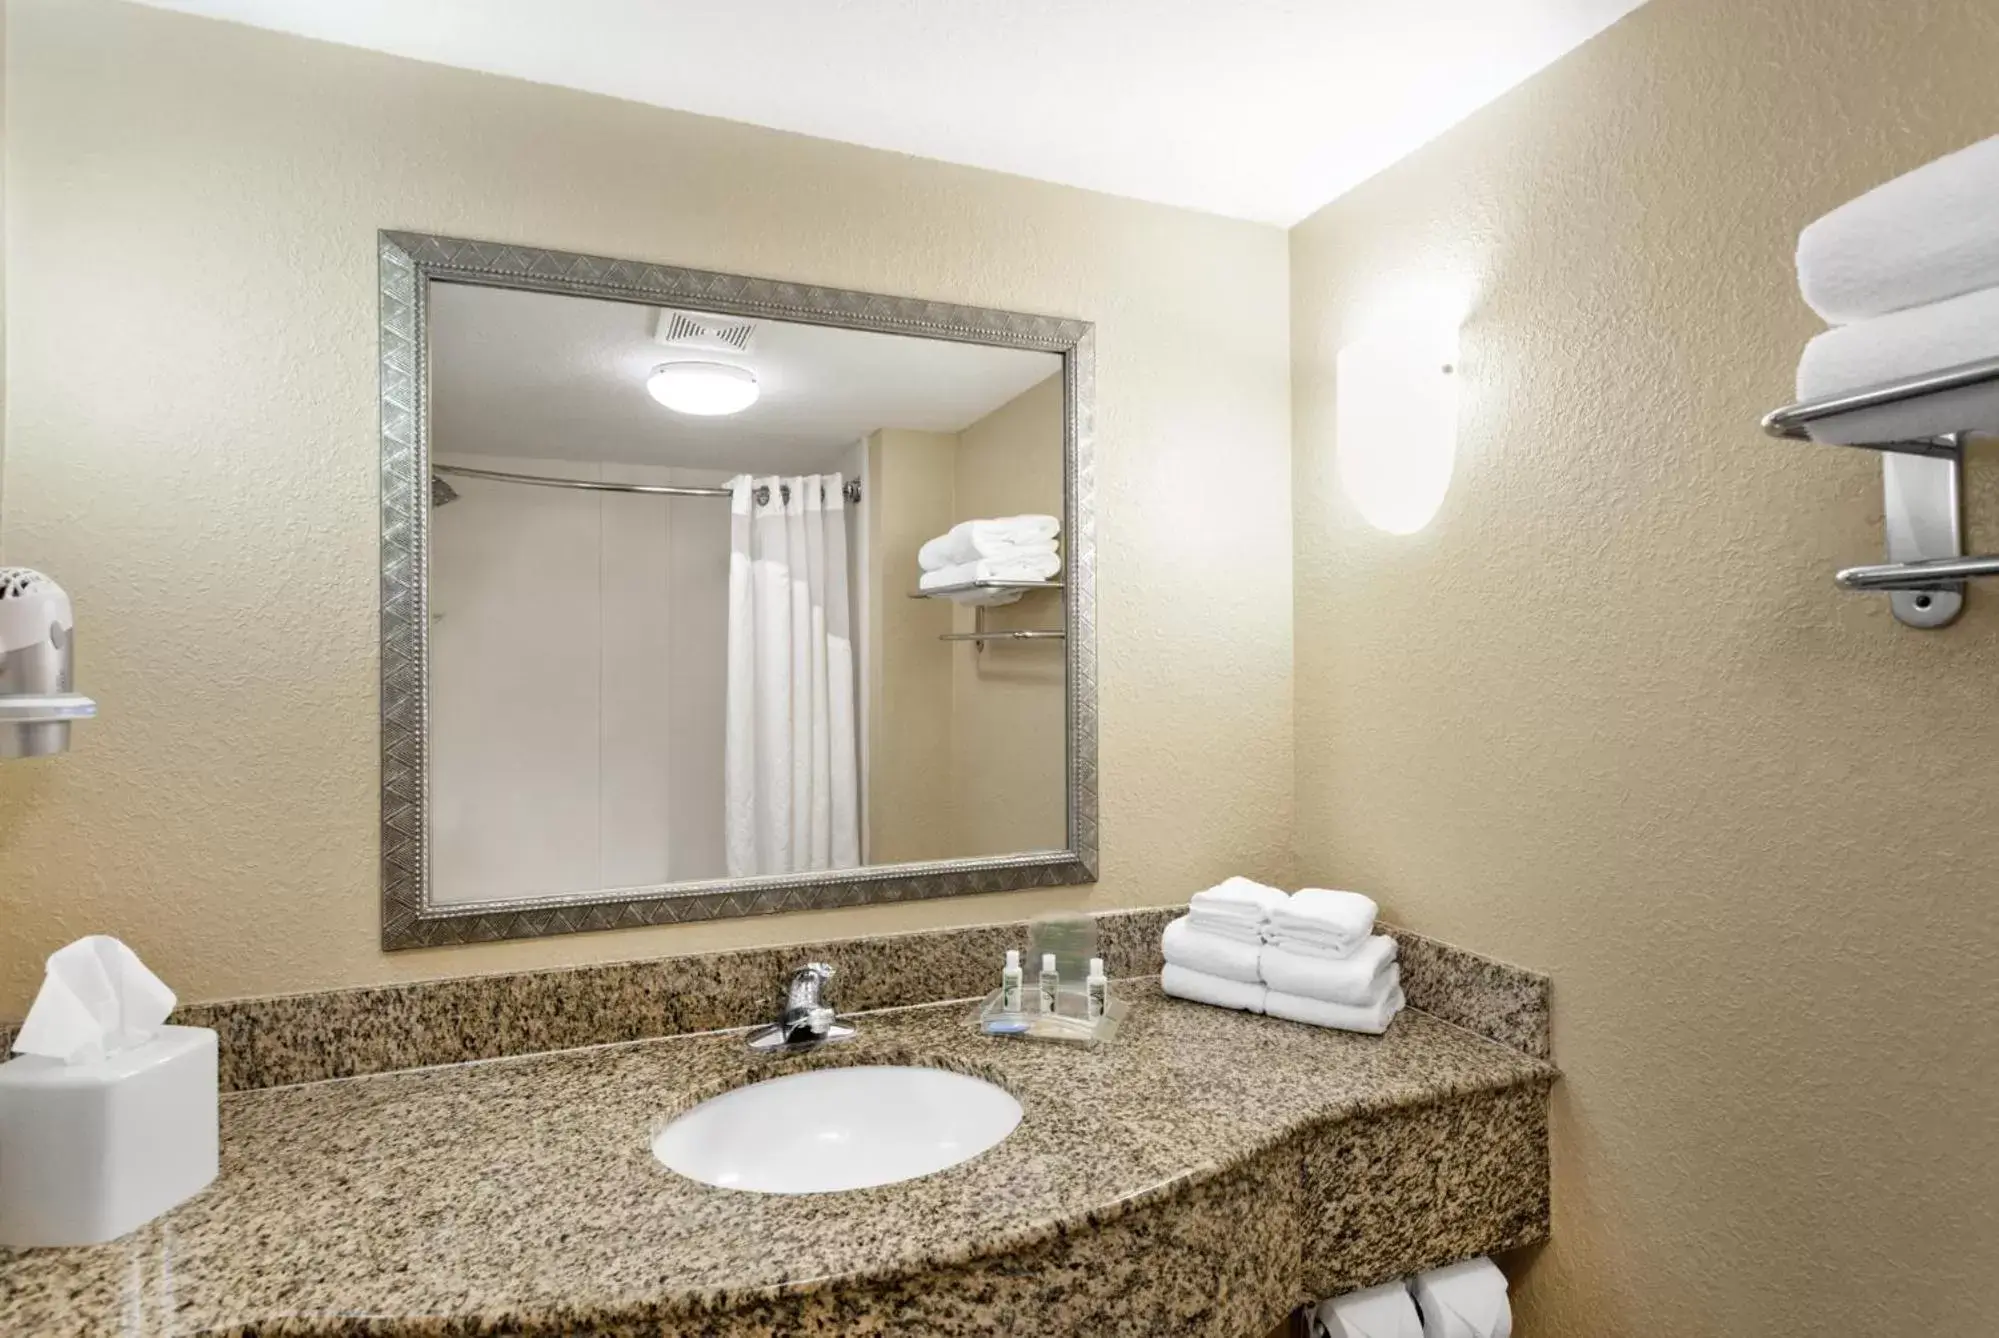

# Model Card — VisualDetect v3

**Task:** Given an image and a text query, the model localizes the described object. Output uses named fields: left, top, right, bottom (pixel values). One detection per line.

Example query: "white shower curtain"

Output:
left=724, top=474, right=861, bottom=877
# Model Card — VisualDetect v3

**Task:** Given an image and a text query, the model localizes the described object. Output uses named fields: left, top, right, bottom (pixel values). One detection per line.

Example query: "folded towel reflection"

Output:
left=1163, top=916, right=1264, bottom=984
left=1260, top=936, right=1398, bottom=1006
left=918, top=551, right=1063, bottom=605
left=1264, top=968, right=1403, bottom=1035
left=1411, top=1257, right=1511, bottom=1338
left=917, top=515, right=1061, bottom=571
left=1798, top=134, right=1999, bottom=324
left=1269, top=888, right=1379, bottom=959
left=1314, top=1280, right=1424, bottom=1338
left=1795, top=284, right=1999, bottom=444
left=1161, top=963, right=1266, bottom=1013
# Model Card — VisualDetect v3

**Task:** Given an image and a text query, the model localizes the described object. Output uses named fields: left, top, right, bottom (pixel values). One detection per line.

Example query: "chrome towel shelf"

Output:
left=939, top=629, right=1065, bottom=643
left=906, top=578, right=1064, bottom=649
left=907, top=579, right=1063, bottom=600
left=1763, top=354, right=1999, bottom=629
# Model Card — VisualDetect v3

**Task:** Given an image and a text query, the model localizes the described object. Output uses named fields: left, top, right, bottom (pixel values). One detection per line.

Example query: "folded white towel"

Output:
left=1260, top=936, right=1398, bottom=1006
left=1190, top=876, right=1289, bottom=920
left=918, top=515, right=1061, bottom=571
left=918, top=551, right=1063, bottom=605
left=1264, top=970, right=1403, bottom=1035
left=1162, top=916, right=1264, bottom=985
left=1411, top=1257, right=1511, bottom=1338
left=1161, top=963, right=1266, bottom=1014
left=1268, top=888, right=1378, bottom=960
left=1186, top=913, right=1267, bottom=945
left=1798, top=135, right=1999, bottom=324
left=1794, top=284, right=1999, bottom=444
left=1314, top=1280, right=1424, bottom=1338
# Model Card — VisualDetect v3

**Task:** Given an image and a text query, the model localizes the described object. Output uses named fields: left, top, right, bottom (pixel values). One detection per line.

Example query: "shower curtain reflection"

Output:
left=724, top=474, right=862, bottom=877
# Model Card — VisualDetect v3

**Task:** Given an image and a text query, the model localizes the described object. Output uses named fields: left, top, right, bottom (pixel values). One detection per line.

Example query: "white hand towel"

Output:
left=917, top=515, right=1061, bottom=571
left=1794, top=284, right=1999, bottom=444
left=1260, top=936, right=1398, bottom=1006
left=1161, top=963, right=1266, bottom=1014
left=1162, top=916, right=1264, bottom=985
left=1265, top=971, right=1403, bottom=1035
left=1411, top=1257, right=1511, bottom=1338
left=1314, top=1280, right=1424, bottom=1338
left=1268, top=888, right=1378, bottom=959
left=1190, top=875, right=1290, bottom=919
left=1186, top=912, right=1268, bottom=945
left=1798, top=134, right=1999, bottom=324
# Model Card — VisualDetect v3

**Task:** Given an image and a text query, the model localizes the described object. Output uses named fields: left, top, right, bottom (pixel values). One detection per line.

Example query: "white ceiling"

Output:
left=136, top=0, right=1649, bottom=225
left=428, top=281, right=1061, bottom=473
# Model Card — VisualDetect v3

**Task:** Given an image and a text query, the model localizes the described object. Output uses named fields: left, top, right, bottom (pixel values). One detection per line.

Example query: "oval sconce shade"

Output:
left=1335, top=322, right=1459, bottom=534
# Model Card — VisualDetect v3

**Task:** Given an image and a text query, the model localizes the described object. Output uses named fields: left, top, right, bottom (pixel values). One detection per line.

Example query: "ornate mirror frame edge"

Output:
left=378, top=231, right=1098, bottom=950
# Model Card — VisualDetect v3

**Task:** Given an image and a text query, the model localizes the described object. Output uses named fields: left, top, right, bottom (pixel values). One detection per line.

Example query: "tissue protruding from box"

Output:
left=12, top=935, right=176, bottom=1065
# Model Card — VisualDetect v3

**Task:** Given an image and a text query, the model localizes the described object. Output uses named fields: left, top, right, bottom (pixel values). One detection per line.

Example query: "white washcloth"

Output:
left=1186, top=912, right=1268, bottom=945
left=1315, top=1281, right=1424, bottom=1338
left=1798, top=135, right=1999, bottom=324
left=1260, top=936, right=1398, bottom=1007
left=917, top=515, right=1061, bottom=571
left=1161, top=963, right=1266, bottom=1014
left=1268, top=888, right=1378, bottom=960
left=1265, top=970, right=1403, bottom=1035
left=1190, top=876, right=1289, bottom=920
left=1162, top=916, right=1264, bottom=985
left=1794, top=284, right=1999, bottom=445
left=1411, top=1257, right=1511, bottom=1338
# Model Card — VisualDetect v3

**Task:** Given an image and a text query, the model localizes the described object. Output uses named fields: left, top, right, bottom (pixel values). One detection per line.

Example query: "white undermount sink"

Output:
left=651, top=1065, right=1022, bottom=1194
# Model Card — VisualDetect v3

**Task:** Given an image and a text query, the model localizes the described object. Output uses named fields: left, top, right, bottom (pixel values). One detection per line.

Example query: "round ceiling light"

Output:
left=646, top=361, right=759, bottom=416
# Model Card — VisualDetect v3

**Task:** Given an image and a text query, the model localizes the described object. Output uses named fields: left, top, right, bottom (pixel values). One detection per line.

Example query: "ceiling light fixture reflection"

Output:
left=645, top=361, right=759, bottom=416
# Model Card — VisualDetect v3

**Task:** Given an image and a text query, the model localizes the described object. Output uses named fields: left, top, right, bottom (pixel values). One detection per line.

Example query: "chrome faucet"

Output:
left=748, top=961, right=857, bottom=1053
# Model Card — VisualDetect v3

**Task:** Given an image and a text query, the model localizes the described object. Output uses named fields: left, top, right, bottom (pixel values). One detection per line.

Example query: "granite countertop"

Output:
left=0, top=981, right=1553, bottom=1337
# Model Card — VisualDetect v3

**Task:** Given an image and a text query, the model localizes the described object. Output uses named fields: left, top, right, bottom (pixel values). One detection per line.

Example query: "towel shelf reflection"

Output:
left=907, top=579, right=1064, bottom=600
left=1763, top=354, right=1999, bottom=628
left=938, top=630, right=1065, bottom=643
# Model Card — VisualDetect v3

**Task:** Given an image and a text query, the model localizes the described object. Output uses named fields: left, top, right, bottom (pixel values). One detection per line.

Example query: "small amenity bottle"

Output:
left=1000, top=950, right=1023, bottom=1012
left=1039, top=953, right=1059, bottom=1014
left=1086, top=957, right=1108, bottom=1021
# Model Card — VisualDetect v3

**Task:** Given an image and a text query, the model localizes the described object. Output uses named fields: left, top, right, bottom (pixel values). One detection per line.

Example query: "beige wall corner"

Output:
left=0, top=0, right=1293, bottom=1015
left=1289, top=0, right=1999, bottom=1332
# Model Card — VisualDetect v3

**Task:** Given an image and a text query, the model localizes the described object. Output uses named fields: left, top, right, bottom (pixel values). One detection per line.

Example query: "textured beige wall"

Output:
left=950, top=373, right=1067, bottom=857
left=0, top=0, right=1294, bottom=1015
left=864, top=427, right=958, bottom=865
left=1290, top=0, right=1999, bottom=1333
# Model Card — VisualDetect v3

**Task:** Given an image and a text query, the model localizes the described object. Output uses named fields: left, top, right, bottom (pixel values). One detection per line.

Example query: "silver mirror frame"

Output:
left=378, top=231, right=1097, bottom=950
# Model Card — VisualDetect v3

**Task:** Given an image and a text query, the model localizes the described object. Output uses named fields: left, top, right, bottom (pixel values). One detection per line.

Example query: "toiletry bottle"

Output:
left=1000, top=949, right=1023, bottom=1012
left=1039, top=953, right=1059, bottom=1015
left=1086, top=957, right=1108, bottom=1021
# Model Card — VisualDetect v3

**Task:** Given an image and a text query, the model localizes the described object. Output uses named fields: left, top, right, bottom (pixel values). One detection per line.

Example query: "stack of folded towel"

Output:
left=1262, top=889, right=1403, bottom=1035
left=916, top=515, right=1061, bottom=605
left=1159, top=876, right=1285, bottom=1013
left=1160, top=879, right=1404, bottom=1035
left=1794, top=134, right=1999, bottom=444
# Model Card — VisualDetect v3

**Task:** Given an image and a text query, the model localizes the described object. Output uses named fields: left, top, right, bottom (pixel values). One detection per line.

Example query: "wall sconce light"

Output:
left=1335, top=318, right=1460, bottom=535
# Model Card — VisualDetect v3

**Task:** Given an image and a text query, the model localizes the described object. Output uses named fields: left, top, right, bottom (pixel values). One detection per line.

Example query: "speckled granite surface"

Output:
left=0, top=981, right=1552, bottom=1337
left=0, top=907, right=1549, bottom=1091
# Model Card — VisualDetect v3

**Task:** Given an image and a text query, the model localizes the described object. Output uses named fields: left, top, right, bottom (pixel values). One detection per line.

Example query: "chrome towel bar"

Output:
left=1764, top=354, right=1999, bottom=629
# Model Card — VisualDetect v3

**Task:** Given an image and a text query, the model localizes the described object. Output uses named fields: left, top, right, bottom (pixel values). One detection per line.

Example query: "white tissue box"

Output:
left=0, top=1025, right=219, bottom=1247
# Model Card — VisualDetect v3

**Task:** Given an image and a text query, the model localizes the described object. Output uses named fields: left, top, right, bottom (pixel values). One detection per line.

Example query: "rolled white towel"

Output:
left=1794, top=284, right=1999, bottom=445
left=1268, top=888, right=1378, bottom=960
left=1314, top=1280, right=1424, bottom=1338
left=1161, top=963, right=1266, bottom=1014
left=1260, top=935, right=1398, bottom=1006
left=1264, top=969, right=1402, bottom=1035
left=1798, top=134, right=1999, bottom=324
left=1162, top=916, right=1263, bottom=984
left=1410, top=1257, right=1511, bottom=1338
left=918, top=515, right=1060, bottom=571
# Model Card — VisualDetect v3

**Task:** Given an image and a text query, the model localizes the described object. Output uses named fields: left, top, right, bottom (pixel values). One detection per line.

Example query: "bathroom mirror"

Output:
left=379, top=233, right=1096, bottom=948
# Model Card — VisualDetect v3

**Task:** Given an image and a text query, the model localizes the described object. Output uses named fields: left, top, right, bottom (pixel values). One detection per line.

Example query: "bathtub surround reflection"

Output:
left=385, top=234, right=1097, bottom=948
